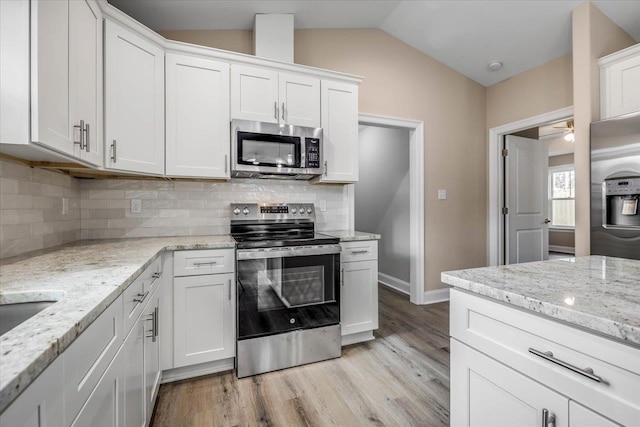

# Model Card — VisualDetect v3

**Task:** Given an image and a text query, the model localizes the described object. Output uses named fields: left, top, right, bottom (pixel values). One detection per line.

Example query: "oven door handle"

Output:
left=237, top=244, right=341, bottom=260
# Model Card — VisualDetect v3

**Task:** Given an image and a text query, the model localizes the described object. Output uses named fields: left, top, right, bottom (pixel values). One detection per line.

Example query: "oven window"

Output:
left=237, top=253, right=339, bottom=339
left=237, top=132, right=301, bottom=168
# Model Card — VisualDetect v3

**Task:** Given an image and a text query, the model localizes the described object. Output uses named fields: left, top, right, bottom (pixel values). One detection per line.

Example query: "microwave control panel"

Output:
left=305, top=138, right=320, bottom=168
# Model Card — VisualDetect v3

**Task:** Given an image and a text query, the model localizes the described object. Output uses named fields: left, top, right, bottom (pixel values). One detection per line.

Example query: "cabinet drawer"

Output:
left=340, top=240, right=377, bottom=263
left=123, top=257, right=162, bottom=334
left=64, top=295, right=123, bottom=425
left=174, top=249, right=234, bottom=276
left=451, top=289, right=640, bottom=426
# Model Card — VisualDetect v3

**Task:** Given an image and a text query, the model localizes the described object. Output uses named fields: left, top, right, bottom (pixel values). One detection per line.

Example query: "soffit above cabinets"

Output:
left=107, top=0, right=640, bottom=87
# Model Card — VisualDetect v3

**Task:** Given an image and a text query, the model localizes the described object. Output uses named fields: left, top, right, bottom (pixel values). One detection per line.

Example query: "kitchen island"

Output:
left=442, top=256, right=640, bottom=427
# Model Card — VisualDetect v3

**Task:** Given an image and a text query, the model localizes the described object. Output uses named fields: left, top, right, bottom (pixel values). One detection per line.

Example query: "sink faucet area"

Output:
left=0, top=291, right=65, bottom=336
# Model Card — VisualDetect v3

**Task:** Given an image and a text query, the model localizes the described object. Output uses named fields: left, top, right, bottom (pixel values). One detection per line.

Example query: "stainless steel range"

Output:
left=231, top=203, right=341, bottom=378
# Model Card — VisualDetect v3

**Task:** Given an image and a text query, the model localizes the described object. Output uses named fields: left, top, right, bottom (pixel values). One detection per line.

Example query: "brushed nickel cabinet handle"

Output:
left=350, top=250, right=369, bottom=255
left=154, top=306, right=159, bottom=340
left=541, top=409, right=555, bottom=427
left=225, top=154, right=228, bottom=173
left=282, top=102, right=286, bottom=122
left=134, top=291, right=148, bottom=304
left=192, top=261, right=218, bottom=266
left=74, top=122, right=83, bottom=147
left=340, top=268, right=344, bottom=287
left=274, top=101, right=278, bottom=120
left=529, top=348, right=602, bottom=382
left=228, top=279, right=232, bottom=301
left=324, top=160, right=328, bottom=176
left=111, top=140, right=117, bottom=163
left=83, top=122, right=90, bottom=152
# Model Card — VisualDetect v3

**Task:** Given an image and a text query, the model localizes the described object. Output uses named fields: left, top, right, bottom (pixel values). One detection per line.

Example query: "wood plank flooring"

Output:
left=151, top=285, right=450, bottom=426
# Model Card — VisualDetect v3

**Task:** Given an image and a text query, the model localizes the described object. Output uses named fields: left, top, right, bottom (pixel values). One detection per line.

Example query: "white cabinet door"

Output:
left=30, top=0, right=73, bottom=155
left=143, top=292, right=161, bottom=422
left=569, top=401, right=622, bottom=427
left=166, top=54, right=230, bottom=178
left=451, top=339, right=568, bottom=427
left=341, top=259, right=378, bottom=336
left=319, top=80, right=359, bottom=183
left=601, top=47, right=640, bottom=119
left=174, top=273, right=235, bottom=367
left=70, top=348, right=125, bottom=427
left=230, top=65, right=279, bottom=124
left=123, top=318, right=145, bottom=427
left=69, top=0, right=102, bottom=166
left=105, top=19, right=164, bottom=175
left=0, top=357, right=64, bottom=427
left=278, top=73, right=320, bottom=127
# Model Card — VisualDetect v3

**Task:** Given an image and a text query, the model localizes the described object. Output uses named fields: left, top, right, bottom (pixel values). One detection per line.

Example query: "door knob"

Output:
left=543, top=219, right=551, bottom=224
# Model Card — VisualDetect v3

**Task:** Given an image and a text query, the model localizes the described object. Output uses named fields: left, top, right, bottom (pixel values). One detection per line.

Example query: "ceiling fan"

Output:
left=553, top=119, right=575, bottom=142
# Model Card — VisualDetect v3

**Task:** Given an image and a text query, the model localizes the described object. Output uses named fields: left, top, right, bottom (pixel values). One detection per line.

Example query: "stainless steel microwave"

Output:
left=231, top=119, right=323, bottom=180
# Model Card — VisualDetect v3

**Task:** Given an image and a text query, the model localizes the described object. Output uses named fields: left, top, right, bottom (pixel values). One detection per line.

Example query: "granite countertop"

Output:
left=441, top=256, right=640, bottom=347
left=321, top=230, right=381, bottom=241
left=0, top=236, right=235, bottom=413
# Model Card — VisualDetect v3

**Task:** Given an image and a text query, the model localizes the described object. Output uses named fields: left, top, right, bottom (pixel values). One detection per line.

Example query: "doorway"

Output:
left=349, top=114, right=425, bottom=304
left=488, top=106, right=574, bottom=266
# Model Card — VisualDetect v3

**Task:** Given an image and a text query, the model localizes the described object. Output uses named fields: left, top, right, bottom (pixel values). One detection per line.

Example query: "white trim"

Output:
left=378, top=273, right=410, bottom=295
left=423, top=287, right=450, bottom=304
left=355, top=113, right=425, bottom=305
left=341, top=331, right=375, bottom=346
left=160, top=357, right=234, bottom=383
left=488, top=106, right=574, bottom=266
left=549, top=228, right=575, bottom=233
left=549, top=245, right=575, bottom=254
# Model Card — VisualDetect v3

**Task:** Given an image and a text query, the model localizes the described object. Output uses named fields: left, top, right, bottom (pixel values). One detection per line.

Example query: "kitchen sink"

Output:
left=0, top=301, right=57, bottom=336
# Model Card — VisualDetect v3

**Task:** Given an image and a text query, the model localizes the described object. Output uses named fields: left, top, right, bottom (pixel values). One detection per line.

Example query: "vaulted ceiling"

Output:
left=108, top=1, right=640, bottom=87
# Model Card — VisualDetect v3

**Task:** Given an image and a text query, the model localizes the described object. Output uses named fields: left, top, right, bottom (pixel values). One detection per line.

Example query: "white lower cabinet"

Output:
left=123, top=314, right=145, bottom=427
left=0, top=357, right=64, bottom=427
left=340, top=240, right=379, bottom=345
left=450, top=289, right=639, bottom=427
left=69, top=347, right=125, bottom=427
left=143, top=291, right=161, bottom=422
left=451, top=339, right=568, bottom=427
left=173, top=272, right=235, bottom=367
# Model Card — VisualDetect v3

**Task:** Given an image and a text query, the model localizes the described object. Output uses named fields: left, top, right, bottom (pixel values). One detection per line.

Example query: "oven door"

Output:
left=236, top=245, right=341, bottom=340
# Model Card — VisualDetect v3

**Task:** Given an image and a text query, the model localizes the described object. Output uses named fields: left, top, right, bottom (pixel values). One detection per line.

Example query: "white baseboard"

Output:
left=341, top=330, right=375, bottom=346
left=549, top=245, right=575, bottom=254
left=161, top=357, right=234, bottom=383
left=378, top=272, right=410, bottom=295
left=423, top=287, right=450, bottom=304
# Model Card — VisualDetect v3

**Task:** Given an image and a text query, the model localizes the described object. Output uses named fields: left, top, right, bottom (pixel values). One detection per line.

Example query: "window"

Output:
left=549, top=165, right=575, bottom=228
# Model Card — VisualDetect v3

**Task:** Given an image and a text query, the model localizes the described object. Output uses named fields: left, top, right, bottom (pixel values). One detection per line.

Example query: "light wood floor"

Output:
left=151, top=285, right=450, bottom=426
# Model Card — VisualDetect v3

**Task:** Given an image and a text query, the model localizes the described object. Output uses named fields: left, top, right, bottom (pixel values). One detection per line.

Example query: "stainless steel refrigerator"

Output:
left=590, top=112, right=640, bottom=259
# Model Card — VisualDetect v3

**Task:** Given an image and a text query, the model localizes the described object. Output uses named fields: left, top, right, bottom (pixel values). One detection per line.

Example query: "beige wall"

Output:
left=572, top=2, right=635, bottom=257
left=549, top=153, right=575, bottom=167
left=549, top=230, right=575, bottom=249
left=486, top=54, right=573, bottom=129
left=161, top=28, right=488, bottom=293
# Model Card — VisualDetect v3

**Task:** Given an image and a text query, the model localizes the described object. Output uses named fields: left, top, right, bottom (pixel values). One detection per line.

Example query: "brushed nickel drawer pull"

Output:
left=133, top=291, right=149, bottom=304
left=350, top=250, right=369, bottom=254
left=528, top=348, right=602, bottom=382
left=192, top=261, right=218, bottom=266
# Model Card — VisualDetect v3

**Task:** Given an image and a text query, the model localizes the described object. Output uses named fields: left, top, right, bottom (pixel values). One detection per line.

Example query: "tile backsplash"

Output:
left=80, top=178, right=348, bottom=239
left=0, top=160, right=81, bottom=259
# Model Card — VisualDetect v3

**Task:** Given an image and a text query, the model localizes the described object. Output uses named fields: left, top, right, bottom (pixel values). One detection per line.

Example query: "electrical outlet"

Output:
left=131, top=199, right=142, bottom=214
left=438, top=189, right=447, bottom=200
left=319, top=200, right=327, bottom=212
left=62, top=197, right=69, bottom=215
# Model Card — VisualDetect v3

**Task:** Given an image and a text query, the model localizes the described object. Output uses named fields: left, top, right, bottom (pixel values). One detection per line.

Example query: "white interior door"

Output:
left=505, top=135, right=549, bottom=264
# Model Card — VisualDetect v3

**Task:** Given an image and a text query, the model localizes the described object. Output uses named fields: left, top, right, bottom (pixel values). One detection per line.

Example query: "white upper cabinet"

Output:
left=231, top=65, right=279, bottom=124
left=278, top=73, right=321, bottom=127
left=319, top=80, right=359, bottom=183
left=69, top=0, right=103, bottom=166
left=600, top=44, right=640, bottom=119
left=31, top=0, right=72, bottom=155
left=231, top=65, right=321, bottom=127
left=166, top=54, right=230, bottom=178
left=105, top=19, right=165, bottom=175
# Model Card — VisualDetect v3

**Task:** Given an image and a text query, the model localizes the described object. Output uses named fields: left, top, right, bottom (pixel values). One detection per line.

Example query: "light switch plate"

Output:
left=319, top=200, right=327, bottom=212
left=438, top=189, right=447, bottom=200
left=131, top=199, right=142, bottom=214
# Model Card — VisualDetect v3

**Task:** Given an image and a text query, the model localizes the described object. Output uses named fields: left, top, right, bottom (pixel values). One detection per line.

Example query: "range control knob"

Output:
left=242, top=207, right=250, bottom=215
left=291, top=207, right=297, bottom=214
left=307, top=207, right=313, bottom=214
left=233, top=207, right=241, bottom=215
left=298, top=207, right=304, bottom=214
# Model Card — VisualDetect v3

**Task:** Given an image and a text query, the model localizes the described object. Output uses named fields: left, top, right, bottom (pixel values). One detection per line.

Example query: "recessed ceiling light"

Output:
left=487, top=61, right=503, bottom=72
